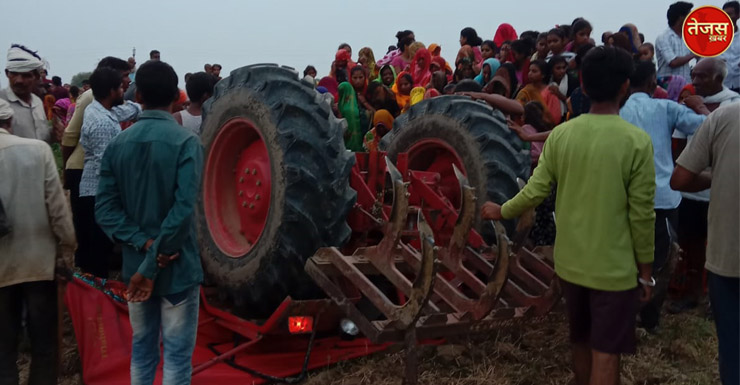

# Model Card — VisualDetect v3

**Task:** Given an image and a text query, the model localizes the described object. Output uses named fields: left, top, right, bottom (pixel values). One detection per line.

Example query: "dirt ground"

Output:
left=18, top=305, right=717, bottom=385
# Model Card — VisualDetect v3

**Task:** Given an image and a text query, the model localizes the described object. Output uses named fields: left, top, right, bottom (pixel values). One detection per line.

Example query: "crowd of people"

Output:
left=0, top=1, right=738, bottom=385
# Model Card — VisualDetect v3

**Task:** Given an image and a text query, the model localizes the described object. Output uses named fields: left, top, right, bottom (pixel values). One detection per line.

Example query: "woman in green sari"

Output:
left=339, top=66, right=375, bottom=151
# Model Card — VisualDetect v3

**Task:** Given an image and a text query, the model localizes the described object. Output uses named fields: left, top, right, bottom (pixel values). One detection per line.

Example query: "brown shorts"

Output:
left=561, top=278, right=639, bottom=355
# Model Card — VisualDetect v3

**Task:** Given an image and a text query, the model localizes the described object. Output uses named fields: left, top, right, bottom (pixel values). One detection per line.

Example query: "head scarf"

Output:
left=0, top=98, right=13, bottom=120
left=6, top=44, right=44, bottom=73
left=392, top=71, right=413, bottom=112
left=680, top=84, right=696, bottom=96
left=409, top=48, right=432, bottom=87
left=358, top=47, right=378, bottom=81
left=318, top=77, right=339, bottom=101
left=176, top=89, right=188, bottom=105
left=338, top=82, right=363, bottom=152
left=424, top=88, right=441, bottom=99
left=374, top=64, right=397, bottom=87
left=410, top=87, right=426, bottom=106
left=331, top=50, right=355, bottom=81
left=494, top=24, right=518, bottom=48
left=474, top=58, right=501, bottom=86
left=428, top=43, right=442, bottom=57
left=456, top=46, right=476, bottom=67
left=373, top=109, right=394, bottom=128
left=619, top=24, right=641, bottom=54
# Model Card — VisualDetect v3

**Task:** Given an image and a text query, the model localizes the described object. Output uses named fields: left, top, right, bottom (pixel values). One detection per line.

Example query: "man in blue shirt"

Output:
left=95, top=60, right=203, bottom=385
left=620, top=61, right=707, bottom=333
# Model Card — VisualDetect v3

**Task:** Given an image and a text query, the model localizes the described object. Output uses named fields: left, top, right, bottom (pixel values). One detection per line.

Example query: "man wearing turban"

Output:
left=0, top=44, right=55, bottom=143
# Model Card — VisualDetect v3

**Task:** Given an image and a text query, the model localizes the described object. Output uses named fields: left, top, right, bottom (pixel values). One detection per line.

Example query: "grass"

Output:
left=22, top=302, right=717, bottom=385
left=304, top=309, right=719, bottom=385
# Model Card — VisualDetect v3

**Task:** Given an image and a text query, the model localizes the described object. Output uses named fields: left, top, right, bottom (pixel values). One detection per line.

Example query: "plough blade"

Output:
left=305, top=157, right=561, bottom=343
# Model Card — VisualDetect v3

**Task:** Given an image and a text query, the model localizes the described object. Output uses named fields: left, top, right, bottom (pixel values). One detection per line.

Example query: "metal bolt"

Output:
left=255, top=194, right=261, bottom=200
left=242, top=202, right=247, bottom=207
left=249, top=203, right=255, bottom=209
left=256, top=180, right=262, bottom=186
left=244, top=168, right=250, bottom=174
left=239, top=177, right=245, bottom=183
left=239, top=191, right=244, bottom=197
left=252, top=169, right=257, bottom=175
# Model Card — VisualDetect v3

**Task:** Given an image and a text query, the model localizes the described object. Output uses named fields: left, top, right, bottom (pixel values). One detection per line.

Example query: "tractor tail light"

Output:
left=288, top=316, right=314, bottom=334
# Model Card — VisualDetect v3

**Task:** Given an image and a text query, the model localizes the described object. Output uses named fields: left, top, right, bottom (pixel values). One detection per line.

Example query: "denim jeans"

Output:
left=708, top=272, right=739, bottom=385
left=128, top=285, right=200, bottom=385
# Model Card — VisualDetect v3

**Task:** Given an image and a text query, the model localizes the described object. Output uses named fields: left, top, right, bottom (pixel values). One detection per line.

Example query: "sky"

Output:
left=0, top=0, right=732, bottom=87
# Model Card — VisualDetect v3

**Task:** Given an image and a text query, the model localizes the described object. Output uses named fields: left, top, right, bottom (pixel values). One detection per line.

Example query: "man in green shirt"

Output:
left=95, top=60, right=203, bottom=385
left=483, top=47, right=656, bottom=385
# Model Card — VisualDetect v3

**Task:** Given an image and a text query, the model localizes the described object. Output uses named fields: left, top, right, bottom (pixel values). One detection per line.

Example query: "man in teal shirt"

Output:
left=95, top=60, right=203, bottom=385
left=483, top=47, right=656, bottom=385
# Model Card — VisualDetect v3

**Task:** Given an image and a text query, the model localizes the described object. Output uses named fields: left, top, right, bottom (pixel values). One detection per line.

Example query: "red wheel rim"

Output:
left=406, top=138, right=466, bottom=208
left=204, top=118, right=272, bottom=258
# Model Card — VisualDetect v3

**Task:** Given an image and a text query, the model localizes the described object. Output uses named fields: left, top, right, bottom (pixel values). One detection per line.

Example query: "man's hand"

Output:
left=127, top=273, right=153, bottom=302
left=683, top=95, right=709, bottom=115
left=481, top=201, right=503, bottom=220
left=143, top=239, right=154, bottom=252
left=157, top=252, right=180, bottom=268
left=639, top=282, right=653, bottom=303
left=457, top=91, right=482, bottom=100
left=54, top=260, right=72, bottom=284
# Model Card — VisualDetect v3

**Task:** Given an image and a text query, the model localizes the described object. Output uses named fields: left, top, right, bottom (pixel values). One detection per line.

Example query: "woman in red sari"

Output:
left=409, top=48, right=432, bottom=88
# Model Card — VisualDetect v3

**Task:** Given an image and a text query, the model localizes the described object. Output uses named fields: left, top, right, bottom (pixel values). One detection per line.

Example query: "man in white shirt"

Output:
left=721, top=1, right=740, bottom=92
left=0, top=45, right=58, bottom=143
left=670, top=58, right=739, bottom=314
left=0, top=97, right=76, bottom=385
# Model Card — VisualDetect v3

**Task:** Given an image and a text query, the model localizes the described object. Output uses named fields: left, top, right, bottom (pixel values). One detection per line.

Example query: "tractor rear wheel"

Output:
left=381, top=96, right=530, bottom=235
left=197, top=64, right=356, bottom=317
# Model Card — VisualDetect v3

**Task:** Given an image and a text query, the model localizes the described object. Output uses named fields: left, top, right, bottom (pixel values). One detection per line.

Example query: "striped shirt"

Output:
left=655, top=28, right=692, bottom=80
left=79, top=100, right=141, bottom=197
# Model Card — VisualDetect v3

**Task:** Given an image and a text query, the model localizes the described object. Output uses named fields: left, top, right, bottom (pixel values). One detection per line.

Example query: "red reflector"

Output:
left=288, top=316, right=314, bottom=334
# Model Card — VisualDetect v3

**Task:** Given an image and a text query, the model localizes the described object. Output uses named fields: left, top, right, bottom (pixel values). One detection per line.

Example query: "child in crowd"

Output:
left=547, top=28, right=567, bottom=58
left=363, top=109, right=394, bottom=152
left=533, top=33, right=549, bottom=60
left=174, top=72, right=217, bottom=135
left=475, top=58, right=501, bottom=86
left=376, top=64, right=397, bottom=88
left=544, top=55, right=578, bottom=123
left=567, top=19, right=593, bottom=53
left=639, top=43, right=655, bottom=62
left=481, top=40, right=497, bottom=61
left=516, top=60, right=550, bottom=118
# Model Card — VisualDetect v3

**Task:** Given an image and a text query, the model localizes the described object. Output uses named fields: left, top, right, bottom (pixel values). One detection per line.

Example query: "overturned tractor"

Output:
left=192, top=64, right=561, bottom=382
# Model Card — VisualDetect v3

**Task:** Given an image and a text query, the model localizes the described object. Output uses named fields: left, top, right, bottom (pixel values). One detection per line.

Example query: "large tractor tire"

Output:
left=197, top=64, right=356, bottom=317
left=381, top=96, right=530, bottom=235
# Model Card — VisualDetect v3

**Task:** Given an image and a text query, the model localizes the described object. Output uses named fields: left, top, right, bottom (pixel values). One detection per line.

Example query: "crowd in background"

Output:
left=0, top=1, right=738, bottom=385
